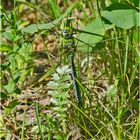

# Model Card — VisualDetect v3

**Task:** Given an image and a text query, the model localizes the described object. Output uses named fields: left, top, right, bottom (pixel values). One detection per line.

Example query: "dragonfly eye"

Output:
left=61, top=30, right=71, bottom=39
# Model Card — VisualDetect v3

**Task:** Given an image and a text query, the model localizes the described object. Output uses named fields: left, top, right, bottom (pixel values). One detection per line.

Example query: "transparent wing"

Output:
left=1, top=35, right=136, bottom=54
left=74, top=35, right=128, bottom=53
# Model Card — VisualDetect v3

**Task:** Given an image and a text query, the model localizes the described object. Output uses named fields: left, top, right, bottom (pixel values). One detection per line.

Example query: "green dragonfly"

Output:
left=59, top=17, right=83, bottom=106
left=57, top=17, right=110, bottom=106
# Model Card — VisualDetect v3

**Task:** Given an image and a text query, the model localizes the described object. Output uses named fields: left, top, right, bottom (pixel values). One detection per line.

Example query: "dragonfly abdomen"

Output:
left=69, top=52, right=82, bottom=106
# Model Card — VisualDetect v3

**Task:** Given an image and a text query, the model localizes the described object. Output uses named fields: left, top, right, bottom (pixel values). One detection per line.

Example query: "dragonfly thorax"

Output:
left=61, top=29, right=73, bottom=39
left=60, top=27, right=76, bottom=52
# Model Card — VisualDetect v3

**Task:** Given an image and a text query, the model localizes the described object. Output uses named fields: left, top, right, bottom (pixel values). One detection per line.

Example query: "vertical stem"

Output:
left=21, top=100, right=27, bottom=140
left=0, top=0, right=2, bottom=47
left=13, top=0, right=17, bottom=26
left=117, top=98, right=122, bottom=140
left=35, top=102, right=44, bottom=140
left=123, top=35, right=129, bottom=75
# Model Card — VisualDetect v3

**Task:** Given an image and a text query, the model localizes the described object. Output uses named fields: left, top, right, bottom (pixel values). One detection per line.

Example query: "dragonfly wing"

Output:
left=75, top=18, right=114, bottom=52
left=75, top=37, right=104, bottom=53
left=75, top=35, right=127, bottom=53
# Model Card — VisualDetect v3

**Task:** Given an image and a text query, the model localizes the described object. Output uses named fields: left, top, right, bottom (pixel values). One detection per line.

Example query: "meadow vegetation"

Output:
left=0, top=0, right=139, bottom=139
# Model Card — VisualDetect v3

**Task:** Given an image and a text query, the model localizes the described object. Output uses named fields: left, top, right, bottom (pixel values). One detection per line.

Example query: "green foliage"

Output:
left=102, top=9, right=140, bottom=29
left=1, top=0, right=139, bottom=139
left=48, top=0, right=61, bottom=19
left=1, top=11, right=34, bottom=110
left=21, top=2, right=82, bottom=33
left=78, top=18, right=114, bottom=52
left=47, top=65, right=71, bottom=135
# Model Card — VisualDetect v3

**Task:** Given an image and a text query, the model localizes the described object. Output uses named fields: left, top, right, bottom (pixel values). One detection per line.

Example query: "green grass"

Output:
left=0, top=0, right=139, bottom=139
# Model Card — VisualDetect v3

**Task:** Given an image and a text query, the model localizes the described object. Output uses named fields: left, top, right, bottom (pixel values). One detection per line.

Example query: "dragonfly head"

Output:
left=61, top=28, right=72, bottom=39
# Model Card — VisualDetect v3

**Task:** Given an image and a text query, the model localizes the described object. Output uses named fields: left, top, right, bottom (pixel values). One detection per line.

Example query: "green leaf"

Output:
left=53, top=106, right=67, bottom=112
left=78, top=18, right=113, bottom=52
left=14, top=88, right=21, bottom=94
left=0, top=92, right=7, bottom=100
left=21, top=24, right=38, bottom=33
left=0, top=132, right=6, bottom=139
left=56, top=65, right=70, bottom=74
left=53, top=134, right=63, bottom=140
left=48, top=0, right=61, bottom=19
left=54, top=92, right=69, bottom=98
left=48, top=90, right=56, bottom=96
left=105, top=3, right=133, bottom=11
left=3, top=73, right=21, bottom=93
left=0, top=44, right=12, bottom=51
left=16, top=53, right=26, bottom=69
left=0, top=62, right=10, bottom=70
left=4, top=107, right=12, bottom=116
left=13, top=35, right=20, bottom=41
left=21, top=2, right=81, bottom=33
left=38, top=64, right=58, bottom=82
left=107, top=85, right=117, bottom=97
left=4, top=100, right=19, bottom=116
left=101, top=9, right=140, bottom=29
left=3, top=80, right=16, bottom=93
left=132, top=0, right=139, bottom=6
left=31, top=126, right=39, bottom=134
left=58, top=83, right=70, bottom=90
left=18, top=21, right=30, bottom=30
left=53, top=73, right=60, bottom=81
left=13, top=72, right=21, bottom=83
left=47, top=81, right=58, bottom=88
left=2, top=32, right=15, bottom=41
left=7, top=99, right=19, bottom=108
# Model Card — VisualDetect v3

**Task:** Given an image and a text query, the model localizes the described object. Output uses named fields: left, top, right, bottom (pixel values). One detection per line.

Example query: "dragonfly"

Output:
left=59, top=17, right=83, bottom=106
left=56, top=17, right=109, bottom=106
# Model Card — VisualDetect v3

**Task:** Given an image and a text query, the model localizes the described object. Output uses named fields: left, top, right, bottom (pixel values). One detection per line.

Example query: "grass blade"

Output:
left=35, top=102, right=44, bottom=140
left=48, top=0, right=61, bottom=19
